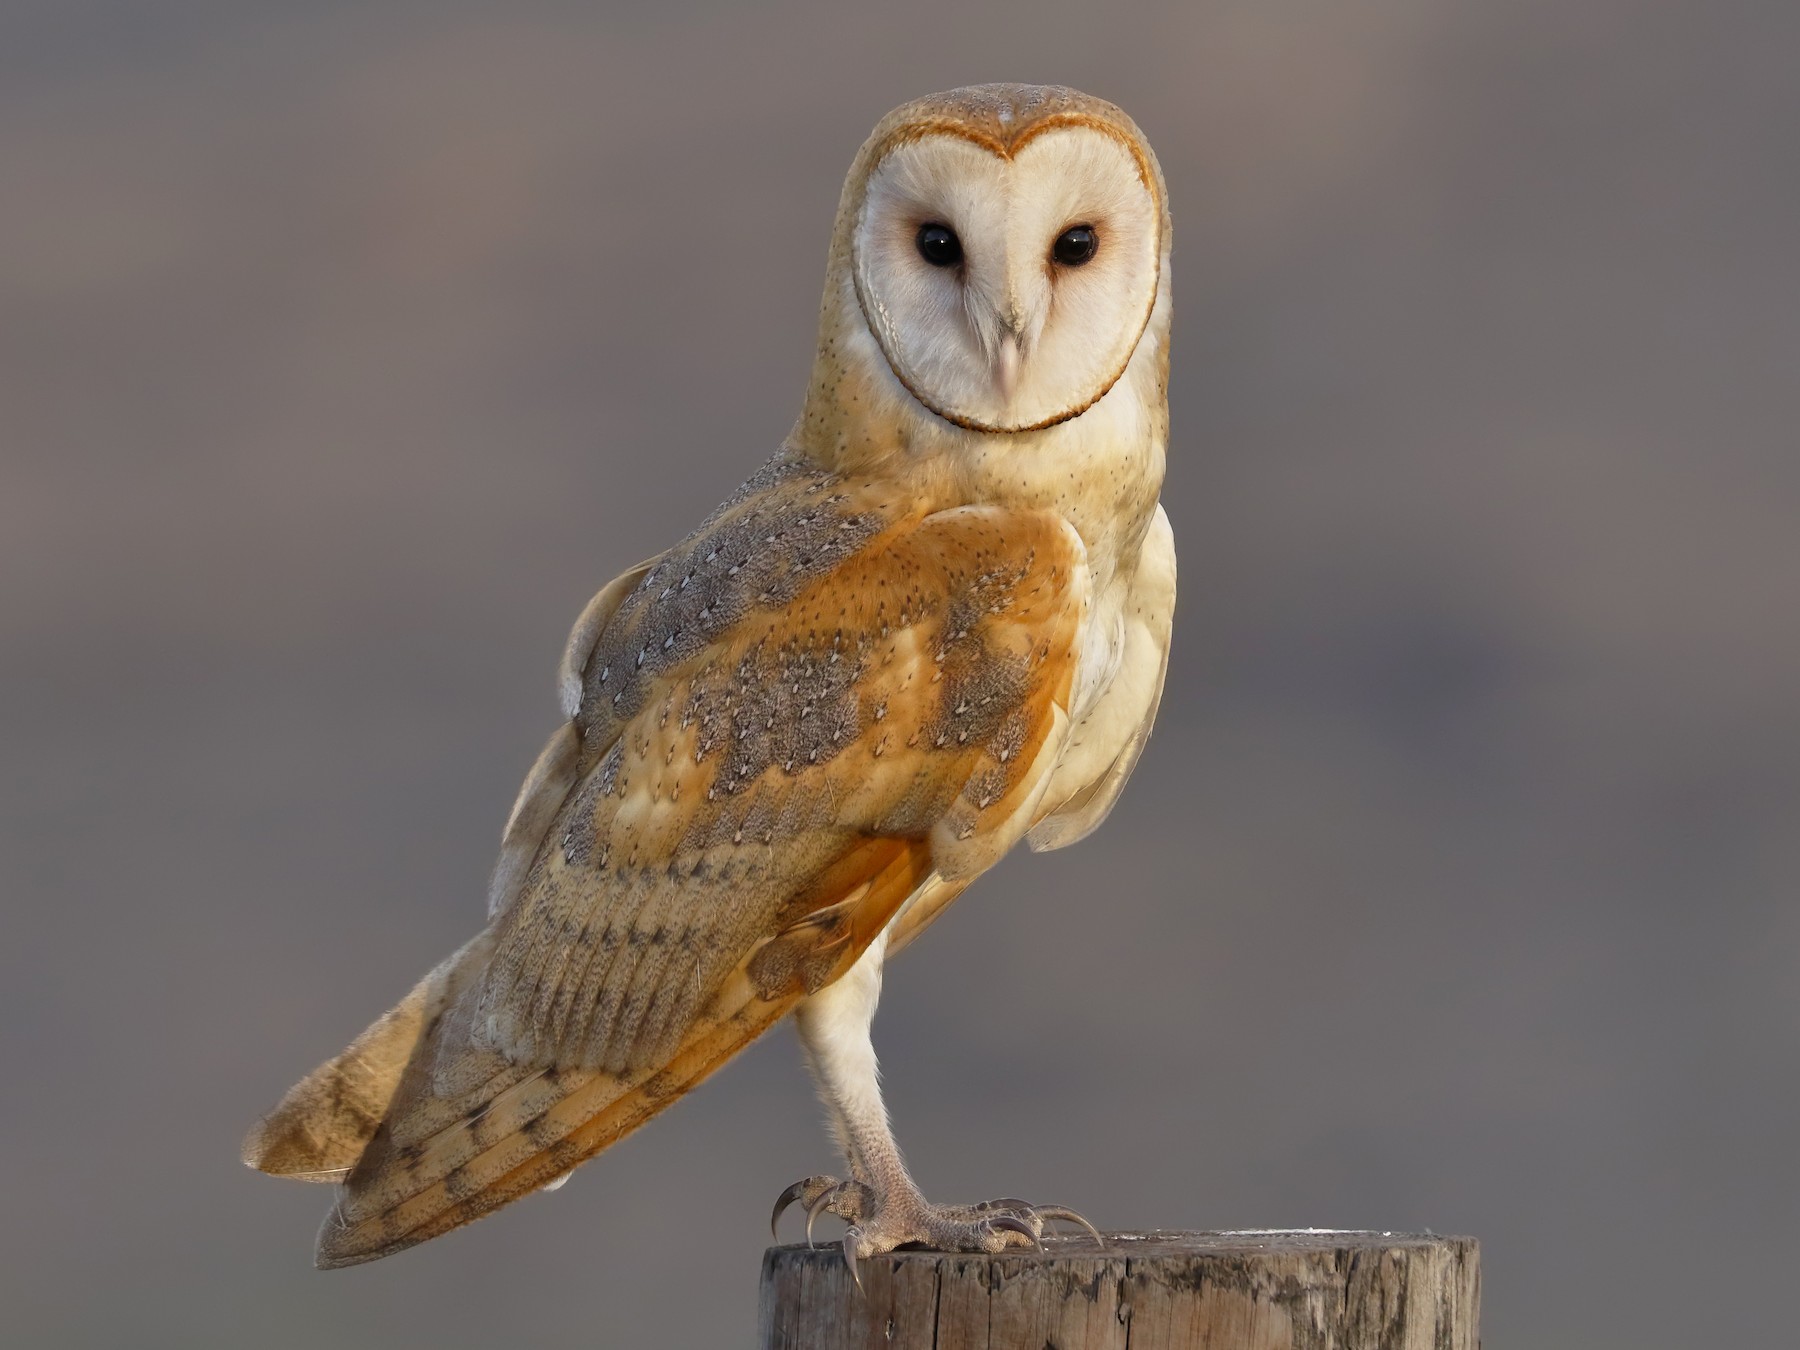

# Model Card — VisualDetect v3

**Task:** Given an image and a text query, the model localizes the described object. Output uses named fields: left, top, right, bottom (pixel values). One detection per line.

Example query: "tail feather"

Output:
left=316, top=968, right=791, bottom=1267
left=241, top=933, right=493, bottom=1181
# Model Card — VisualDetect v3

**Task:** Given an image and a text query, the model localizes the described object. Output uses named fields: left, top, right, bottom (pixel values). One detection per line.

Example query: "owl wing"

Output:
left=306, top=454, right=1090, bottom=1267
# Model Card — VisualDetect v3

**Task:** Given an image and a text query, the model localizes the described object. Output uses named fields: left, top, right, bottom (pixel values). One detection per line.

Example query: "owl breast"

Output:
left=1027, top=502, right=1175, bottom=847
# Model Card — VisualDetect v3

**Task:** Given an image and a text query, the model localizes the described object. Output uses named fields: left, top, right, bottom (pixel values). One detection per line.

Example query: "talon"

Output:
left=986, top=1213, right=1042, bottom=1250
left=805, top=1187, right=837, bottom=1248
left=771, top=1180, right=810, bottom=1240
left=1031, top=1205, right=1105, bottom=1247
left=841, top=1228, right=865, bottom=1294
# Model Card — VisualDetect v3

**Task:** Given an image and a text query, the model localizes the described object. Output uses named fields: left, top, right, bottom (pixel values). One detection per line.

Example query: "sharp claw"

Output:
left=986, top=1214, right=1042, bottom=1250
left=841, top=1228, right=865, bottom=1294
left=1030, top=1205, right=1106, bottom=1248
left=771, top=1181, right=809, bottom=1240
left=805, top=1187, right=837, bottom=1249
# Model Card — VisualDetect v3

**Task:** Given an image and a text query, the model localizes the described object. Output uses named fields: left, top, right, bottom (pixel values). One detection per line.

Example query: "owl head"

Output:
left=801, top=84, right=1170, bottom=455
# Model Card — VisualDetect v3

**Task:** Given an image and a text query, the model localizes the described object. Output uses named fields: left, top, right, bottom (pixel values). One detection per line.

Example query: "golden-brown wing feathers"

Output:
left=283, top=453, right=1090, bottom=1266
left=486, top=555, right=663, bottom=920
left=473, top=460, right=1084, bottom=1076
left=317, top=839, right=934, bottom=1267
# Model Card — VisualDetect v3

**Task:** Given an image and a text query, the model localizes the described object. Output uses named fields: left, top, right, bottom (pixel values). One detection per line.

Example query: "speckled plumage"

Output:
left=244, top=83, right=1176, bottom=1270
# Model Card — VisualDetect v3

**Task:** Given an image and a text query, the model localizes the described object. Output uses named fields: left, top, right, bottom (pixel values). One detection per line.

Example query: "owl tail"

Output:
left=241, top=932, right=495, bottom=1183
left=238, top=927, right=815, bottom=1267
left=307, top=964, right=800, bottom=1268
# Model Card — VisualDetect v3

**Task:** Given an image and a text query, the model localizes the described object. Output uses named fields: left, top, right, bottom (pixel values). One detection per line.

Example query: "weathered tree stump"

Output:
left=757, top=1230, right=1479, bottom=1349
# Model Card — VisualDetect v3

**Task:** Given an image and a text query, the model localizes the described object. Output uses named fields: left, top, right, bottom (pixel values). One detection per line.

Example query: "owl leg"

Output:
left=771, top=931, right=1100, bottom=1278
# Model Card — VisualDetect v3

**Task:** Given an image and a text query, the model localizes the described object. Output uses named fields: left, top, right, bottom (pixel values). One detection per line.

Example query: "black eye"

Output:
left=916, top=223, right=963, bottom=267
left=1052, top=224, right=1098, bottom=266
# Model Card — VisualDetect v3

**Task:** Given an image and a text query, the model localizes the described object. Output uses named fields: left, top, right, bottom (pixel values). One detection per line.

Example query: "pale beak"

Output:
left=995, top=332, right=1022, bottom=404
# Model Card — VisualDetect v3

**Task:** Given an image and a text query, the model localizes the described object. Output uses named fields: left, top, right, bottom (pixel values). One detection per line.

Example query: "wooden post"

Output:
left=757, top=1229, right=1479, bottom=1349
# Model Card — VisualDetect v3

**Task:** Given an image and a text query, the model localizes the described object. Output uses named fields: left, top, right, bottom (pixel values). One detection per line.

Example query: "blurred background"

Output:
left=4, top=1, right=1796, bottom=1345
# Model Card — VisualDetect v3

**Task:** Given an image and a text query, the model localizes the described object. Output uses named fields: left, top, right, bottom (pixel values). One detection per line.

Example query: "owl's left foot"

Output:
left=769, top=1175, right=1102, bottom=1286
left=770, top=1174, right=876, bottom=1243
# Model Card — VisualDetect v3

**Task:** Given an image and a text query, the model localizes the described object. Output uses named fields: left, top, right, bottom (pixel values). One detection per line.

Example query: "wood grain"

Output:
left=757, top=1230, right=1479, bottom=1349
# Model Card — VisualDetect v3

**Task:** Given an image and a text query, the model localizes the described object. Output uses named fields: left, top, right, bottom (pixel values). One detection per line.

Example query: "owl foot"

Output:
left=770, top=1174, right=876, bottom=1243
left=770, top=1177, right=1103, bottom=1289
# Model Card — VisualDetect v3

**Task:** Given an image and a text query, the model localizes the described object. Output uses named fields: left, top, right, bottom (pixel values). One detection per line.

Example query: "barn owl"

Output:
left=244, top=83, right=1175, bottom=1276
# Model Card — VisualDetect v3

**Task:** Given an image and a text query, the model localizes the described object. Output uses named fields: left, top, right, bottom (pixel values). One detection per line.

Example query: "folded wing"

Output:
left=249, top=454, right=1090, bottom=1266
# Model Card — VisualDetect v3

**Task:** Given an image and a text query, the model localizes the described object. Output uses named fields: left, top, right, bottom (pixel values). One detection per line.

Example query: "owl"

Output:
left=244, top=83, right=1176, bottom=1275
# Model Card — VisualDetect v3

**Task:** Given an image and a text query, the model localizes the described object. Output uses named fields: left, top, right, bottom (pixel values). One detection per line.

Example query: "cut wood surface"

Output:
left=757, top=1229, right=1479, bottom=1350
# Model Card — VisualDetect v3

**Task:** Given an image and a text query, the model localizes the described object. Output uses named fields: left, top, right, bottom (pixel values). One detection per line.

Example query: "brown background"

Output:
left=4, top=2, right=1796, bottom=1346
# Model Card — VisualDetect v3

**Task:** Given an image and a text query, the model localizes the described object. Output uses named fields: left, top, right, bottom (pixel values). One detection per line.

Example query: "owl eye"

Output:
left=915, top=224, right=963, bottom=267
left=1052, top=225, right=1098, bottom=266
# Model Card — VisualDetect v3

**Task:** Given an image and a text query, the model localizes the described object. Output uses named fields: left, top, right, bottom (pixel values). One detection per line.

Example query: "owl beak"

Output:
left=995, top=331, right=1023, bottom=405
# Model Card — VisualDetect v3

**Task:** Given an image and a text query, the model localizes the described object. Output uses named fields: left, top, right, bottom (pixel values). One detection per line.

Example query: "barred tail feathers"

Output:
left=241, top=933, right=494, bottom=1182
